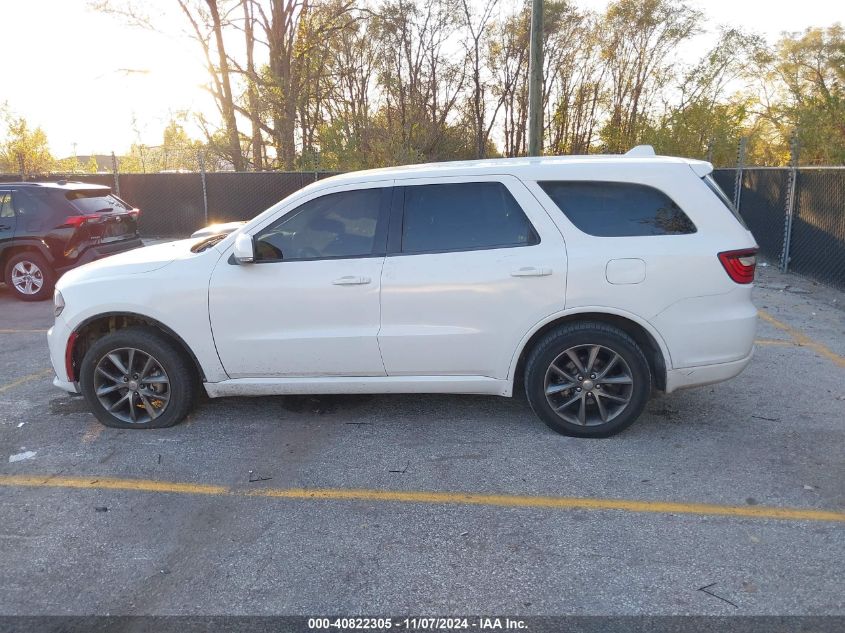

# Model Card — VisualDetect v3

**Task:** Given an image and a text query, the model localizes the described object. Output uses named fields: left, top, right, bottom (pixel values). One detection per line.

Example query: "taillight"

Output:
left=63, top=214, right=102, bottom=228
left=718, top=248, right=758, bottom=284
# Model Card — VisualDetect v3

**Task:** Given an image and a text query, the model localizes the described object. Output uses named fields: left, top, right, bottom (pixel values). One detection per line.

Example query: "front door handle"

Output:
left=510, top=266, right=552, bottom=277
left=332, top=275, right=371, bottom=285
left=0, top=224, right=11, bottom=230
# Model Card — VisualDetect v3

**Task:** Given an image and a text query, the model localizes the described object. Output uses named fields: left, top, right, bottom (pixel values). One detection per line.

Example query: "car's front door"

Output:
left=378, top=175, right=568, bottom=380
left=209, top=182, right=392, bottom=378
left=0, top=190, right=17, bottom=247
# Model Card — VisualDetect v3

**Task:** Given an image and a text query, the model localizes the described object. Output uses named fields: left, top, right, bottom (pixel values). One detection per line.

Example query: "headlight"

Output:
left=54, top=289, right=65, bottom=317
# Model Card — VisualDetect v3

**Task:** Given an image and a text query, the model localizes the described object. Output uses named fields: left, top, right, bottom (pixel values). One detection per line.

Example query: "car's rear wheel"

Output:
left=524, top=322, right=651, bottom=438
left=79, top=327, right=196, bottom=429
left=4, top=252, right=55, bottom=301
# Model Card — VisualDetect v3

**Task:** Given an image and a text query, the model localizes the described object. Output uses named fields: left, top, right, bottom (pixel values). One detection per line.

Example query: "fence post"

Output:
left=705, top=137, right=714, bottom=164
left=733, top=137, right=747, bottom=212
left=198, top=150, right=209, bottom=226
left=111, top=152, right=120, bottom=196
left=780, top=132, right=800, bottom=273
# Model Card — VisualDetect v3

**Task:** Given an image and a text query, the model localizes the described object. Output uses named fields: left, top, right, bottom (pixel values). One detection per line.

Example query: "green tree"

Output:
left=640, top=29, right=766, bottom=165
left=771, top=25, right=845, bottom=164
left=599, top=0, right=703, bottom=153
left=0, top=110, right=54, bottom=176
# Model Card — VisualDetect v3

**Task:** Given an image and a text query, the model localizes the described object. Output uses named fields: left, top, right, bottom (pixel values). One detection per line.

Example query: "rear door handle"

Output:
left=510, top=266, right=552, bottom=277
left=332, top=275, right=371, bottom=285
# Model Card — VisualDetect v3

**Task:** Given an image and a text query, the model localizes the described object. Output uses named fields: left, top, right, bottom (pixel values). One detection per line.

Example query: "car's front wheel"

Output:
left=524, top=322, right=651, bottom=438
left=4, top=252, right=55, bottom=301
left=79, top=327, right=197, bottom=429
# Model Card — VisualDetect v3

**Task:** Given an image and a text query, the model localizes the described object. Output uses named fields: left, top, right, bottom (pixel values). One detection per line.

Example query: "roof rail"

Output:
left=624, top=145, right=656, bottom=157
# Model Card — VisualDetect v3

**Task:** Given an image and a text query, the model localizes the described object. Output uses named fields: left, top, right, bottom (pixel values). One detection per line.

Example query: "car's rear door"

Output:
left=209, top=182, right=392, bottom=378
left=378, top=175, right=567, bottom=380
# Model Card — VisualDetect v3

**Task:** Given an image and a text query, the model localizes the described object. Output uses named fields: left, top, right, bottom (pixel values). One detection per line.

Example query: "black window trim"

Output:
left=537, top=179, right=698, bottom=238
left=387, top=181, right=541, bottom=257
left=249, top=185, right=393, bottom=264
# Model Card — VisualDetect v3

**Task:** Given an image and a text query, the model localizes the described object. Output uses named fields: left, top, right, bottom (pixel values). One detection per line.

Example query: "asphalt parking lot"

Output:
left=0, top=261, right=843, bottom=616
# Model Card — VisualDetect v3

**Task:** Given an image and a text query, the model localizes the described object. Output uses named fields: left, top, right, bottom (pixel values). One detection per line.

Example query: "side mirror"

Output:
left=233, top=232, right=255, bottom=264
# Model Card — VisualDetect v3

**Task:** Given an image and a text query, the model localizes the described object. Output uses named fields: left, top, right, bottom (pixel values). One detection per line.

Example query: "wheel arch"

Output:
left=0, top=240, right=55, bottom=272
left=68, top=312, right=206, bottom=383
left=509, top=308, right=671, bottom=394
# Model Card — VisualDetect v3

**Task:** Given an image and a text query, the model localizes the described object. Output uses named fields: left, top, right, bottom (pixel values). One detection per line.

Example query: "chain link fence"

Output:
left=789, top=169, right=845, bottom=290
left=714, top=167, right=845, bottom=291
left=0, top=169, right=338, bottom=237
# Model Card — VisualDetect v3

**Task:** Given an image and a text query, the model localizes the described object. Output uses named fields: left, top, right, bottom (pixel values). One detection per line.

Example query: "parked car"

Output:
left=191, top=220, right=246, bottom=239
left=48, top=148, right=758, bottom=437
left=0, top=181, right=142, bottom=301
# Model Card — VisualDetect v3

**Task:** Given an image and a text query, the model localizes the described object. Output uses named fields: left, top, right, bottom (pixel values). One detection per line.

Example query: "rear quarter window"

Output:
left=538, top=181, right=696, bottom=237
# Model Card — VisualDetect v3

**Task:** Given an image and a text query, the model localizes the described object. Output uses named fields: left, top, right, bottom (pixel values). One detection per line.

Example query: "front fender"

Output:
left=58, top=254, right=228, bottom=383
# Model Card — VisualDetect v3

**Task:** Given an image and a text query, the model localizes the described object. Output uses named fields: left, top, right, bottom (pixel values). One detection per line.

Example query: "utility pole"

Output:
left=527, top=0, right=544, bottom=156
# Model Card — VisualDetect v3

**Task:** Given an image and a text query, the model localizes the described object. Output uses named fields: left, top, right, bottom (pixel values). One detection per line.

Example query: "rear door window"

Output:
left=400, top=181, right=539, bottom=254
left=539, top=181, right=696, bottom=237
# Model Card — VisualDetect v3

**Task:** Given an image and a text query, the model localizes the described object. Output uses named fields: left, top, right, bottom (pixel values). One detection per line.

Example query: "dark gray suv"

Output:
left=0, top=181, right=142, bottom=301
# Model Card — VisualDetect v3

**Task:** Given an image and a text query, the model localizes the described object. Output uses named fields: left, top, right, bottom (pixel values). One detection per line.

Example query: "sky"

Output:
left=0, top=0, right=842, bottom=158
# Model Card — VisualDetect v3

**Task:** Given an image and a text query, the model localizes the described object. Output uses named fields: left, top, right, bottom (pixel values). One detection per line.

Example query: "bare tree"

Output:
left=242, top=0, right=264, bottom=169
left=459, top=0, right=499, bottom=158
left=600, top=0, right=702, bottom=152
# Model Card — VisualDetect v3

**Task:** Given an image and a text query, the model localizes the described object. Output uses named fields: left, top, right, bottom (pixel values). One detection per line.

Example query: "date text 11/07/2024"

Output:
left=307, top=617, right=528, bottom=630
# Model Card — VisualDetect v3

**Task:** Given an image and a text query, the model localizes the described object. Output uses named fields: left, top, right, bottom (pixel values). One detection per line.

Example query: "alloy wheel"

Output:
left=11, top=261, right=44, bottom=295
left=544, top=344, right=634, bottom=426
left=93, top=347, right=171, bottom=424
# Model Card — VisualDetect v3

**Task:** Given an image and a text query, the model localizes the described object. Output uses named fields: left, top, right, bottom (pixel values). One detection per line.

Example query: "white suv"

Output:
left=48, top=148, right=758, bottom=437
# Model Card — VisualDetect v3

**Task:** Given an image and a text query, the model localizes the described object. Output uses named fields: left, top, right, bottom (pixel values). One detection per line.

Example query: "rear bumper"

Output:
left=651, top=287, right=757, bottom=368
left=665, top=348, right=754, bottom=393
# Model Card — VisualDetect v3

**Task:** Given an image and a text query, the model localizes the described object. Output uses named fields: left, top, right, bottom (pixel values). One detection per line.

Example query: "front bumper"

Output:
left=47, top=319, right=73, bottom=384
left=53, top=375, right=79, bottom=394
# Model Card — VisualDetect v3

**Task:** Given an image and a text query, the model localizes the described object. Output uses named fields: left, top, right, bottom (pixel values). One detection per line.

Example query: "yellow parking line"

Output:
left=755, top=338, right=794, bottom=347
left=758, top=309, right=845, bottom=368
left=0, top=369, right=53, bottom=394
left=1, top=474, right=843, bottom=523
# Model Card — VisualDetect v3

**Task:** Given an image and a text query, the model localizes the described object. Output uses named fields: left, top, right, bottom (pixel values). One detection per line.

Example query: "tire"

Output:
left=79, top=326, right=197, bottom=429
left=524, top=322, right=651, bottom=438
left=4, top=252, right=55, bottom=301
